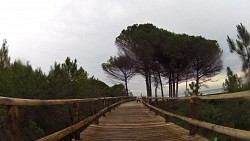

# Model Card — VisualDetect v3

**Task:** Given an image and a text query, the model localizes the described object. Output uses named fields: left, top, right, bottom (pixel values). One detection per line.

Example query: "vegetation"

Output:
left=156, top=98, right=250, bottom=141
left=0, top=40, right=126, bottom=140
left=0, top=39, right=10, bottom=68
left=102, top=56, right=136, bottom=96
left=188, top=81, right=202, bottom=95
left=115, top=24, right=161, bottom=97
left=1, top=23, right=246, bottom=140
left=223, top=67, right=243, bottom=92
left=111, top=23, right=222, bottom=97
left=227, top=23, right=250, bottom=87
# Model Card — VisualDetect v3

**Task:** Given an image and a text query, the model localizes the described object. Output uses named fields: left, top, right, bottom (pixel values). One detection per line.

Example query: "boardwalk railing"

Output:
left=0, top=96, right=135, bottom=141
left=142, top=90, right=250, bottom=140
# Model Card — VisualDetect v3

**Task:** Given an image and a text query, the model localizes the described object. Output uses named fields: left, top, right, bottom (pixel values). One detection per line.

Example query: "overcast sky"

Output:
left=0, top=0, right=249, bottom=96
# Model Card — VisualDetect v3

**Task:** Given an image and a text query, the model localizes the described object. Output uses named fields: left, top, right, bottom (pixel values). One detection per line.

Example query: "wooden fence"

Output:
left=0, top=96, right=135, bottom=141
left=142, top=90, right=250, bottom=140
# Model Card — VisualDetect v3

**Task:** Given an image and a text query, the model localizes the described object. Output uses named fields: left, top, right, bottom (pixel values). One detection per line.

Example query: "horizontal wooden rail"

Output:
left=143, top=100, right=250, bottom=140
left=0, top=96, right=135, bottom=141
left=0, top=96, right=131, bottom=106
left=37, top=99, right=134, bottom=141
left=195, top=90, right=250, bottom=100
left=146, top=90, right=250, bottom=100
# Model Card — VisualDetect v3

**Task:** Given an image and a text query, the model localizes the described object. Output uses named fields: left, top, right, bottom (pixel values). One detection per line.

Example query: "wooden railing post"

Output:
left=115, top=97, right=118, bottom=108
left=7, top=105, right=20, bottom=141
left=102, top=98, right=106, bottom=117
left=111, top=98, right=114, bottom=109
left=111, top=98, right=114, bottom=110
left=73, top=103, right=80, bottom=140
left=95, top=100, right=99, bottom=124
left=164, top=114, right=169, bottom=122
left=189, top=97, right=198, bottom=135
left=164, top=98, right=169, bottom=122
left=155, top=97, right=158, bottom=107
left=154, top=98, right=158, bottom=115
left=108, top=99, right=111, bottom=112
left=118, top=97, right=121, bottom=105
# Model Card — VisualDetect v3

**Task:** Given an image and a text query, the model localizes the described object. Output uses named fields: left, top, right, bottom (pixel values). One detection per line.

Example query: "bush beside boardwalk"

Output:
left=154, top=96, right=250, bottom=141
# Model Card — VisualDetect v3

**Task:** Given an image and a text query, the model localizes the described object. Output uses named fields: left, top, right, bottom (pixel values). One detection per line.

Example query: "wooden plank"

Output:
left=78, top=101, right=208, bottom=141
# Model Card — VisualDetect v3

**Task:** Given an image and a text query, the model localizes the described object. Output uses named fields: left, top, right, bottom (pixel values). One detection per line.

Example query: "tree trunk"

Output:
left=145, top=70, right=152, bottom=97
left=176, top=72, right=179, bottom=97
left=173, top=73, right=176, bottom=97
left=169, top=73, right=172, bottom=97
left=196, top=68, right=199, bottom=95
left=185, top=75, right=188, bottom=96
left=155, top=86, right=158, bottom=97
left=149, top=71, right=152, bottom=97
left=125, top=79, right=128, bottom=96
left=158, top=71, right=164, bottom=97
left=145, top=73, right=150, bottom=97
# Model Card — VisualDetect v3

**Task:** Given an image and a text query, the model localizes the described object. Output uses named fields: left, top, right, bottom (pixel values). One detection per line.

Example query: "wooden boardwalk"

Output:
left=78, top=101, right=208, bottom=141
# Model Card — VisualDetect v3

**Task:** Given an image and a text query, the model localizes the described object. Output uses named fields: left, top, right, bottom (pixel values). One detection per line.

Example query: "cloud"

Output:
left=0, top=0, right=249, bottom=96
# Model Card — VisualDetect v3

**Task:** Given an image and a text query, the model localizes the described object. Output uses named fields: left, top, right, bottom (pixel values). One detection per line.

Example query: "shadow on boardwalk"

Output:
left=78, top=101, right=208, bottom=141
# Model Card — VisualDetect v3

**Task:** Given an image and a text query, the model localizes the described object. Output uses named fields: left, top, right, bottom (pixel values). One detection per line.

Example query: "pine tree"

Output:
left=227, top=23, right=250, bottom=86
left=222, top=67, right=243, bottom=92
left=0, top=39, right=11, bottom=68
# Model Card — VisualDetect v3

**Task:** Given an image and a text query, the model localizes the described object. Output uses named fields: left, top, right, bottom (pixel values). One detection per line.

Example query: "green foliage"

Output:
left=0, top=39, right=10, bottom=68
left=22, top=120, right=45, bottom=141
left=0, top=106, right=8, bottom=140
left=106, top=84, right=126, bottom=97
left=157, top=98, right=250, bottom=141
left=0, top=40, right=126, bottom=140
left=188, top=81, right=202, bottom=96
left=223, top=67, right=243, bottom=92
left=227, top=23, right=250, bottom=87
left=198, top=99, right=250, bottom=141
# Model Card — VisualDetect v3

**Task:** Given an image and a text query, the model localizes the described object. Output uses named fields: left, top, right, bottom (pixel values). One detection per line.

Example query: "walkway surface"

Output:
left=79, top=101, right=208, bottom=141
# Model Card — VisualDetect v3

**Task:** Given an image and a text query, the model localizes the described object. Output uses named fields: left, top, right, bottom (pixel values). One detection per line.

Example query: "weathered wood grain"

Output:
left=78, top=101, right=208, bottom=141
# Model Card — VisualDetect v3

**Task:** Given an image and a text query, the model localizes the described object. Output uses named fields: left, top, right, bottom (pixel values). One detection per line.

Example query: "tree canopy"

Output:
left=113, top=23, right=223, bottom=96
left=102, top=56, right=136, bottom=96
left=116, top=24, right=161, bottom=97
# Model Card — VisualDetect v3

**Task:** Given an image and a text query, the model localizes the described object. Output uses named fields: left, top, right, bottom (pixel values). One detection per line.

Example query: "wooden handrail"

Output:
left=0, top=96, right=132, bottom=106
left=0, top=96, right=135, bottom=141
left=194, top=90, right=250, bottom=100
left=2, top=90, right=249, bottom=140
left=37, top=99, right=133, bottom=141
left=146, top=90, right=250, bottom=100
left=143, top=101, right=250, bottom=140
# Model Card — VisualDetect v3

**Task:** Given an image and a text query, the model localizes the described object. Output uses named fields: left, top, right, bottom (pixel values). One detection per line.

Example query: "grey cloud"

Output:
left=3, top=0, right=250, bottom=95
